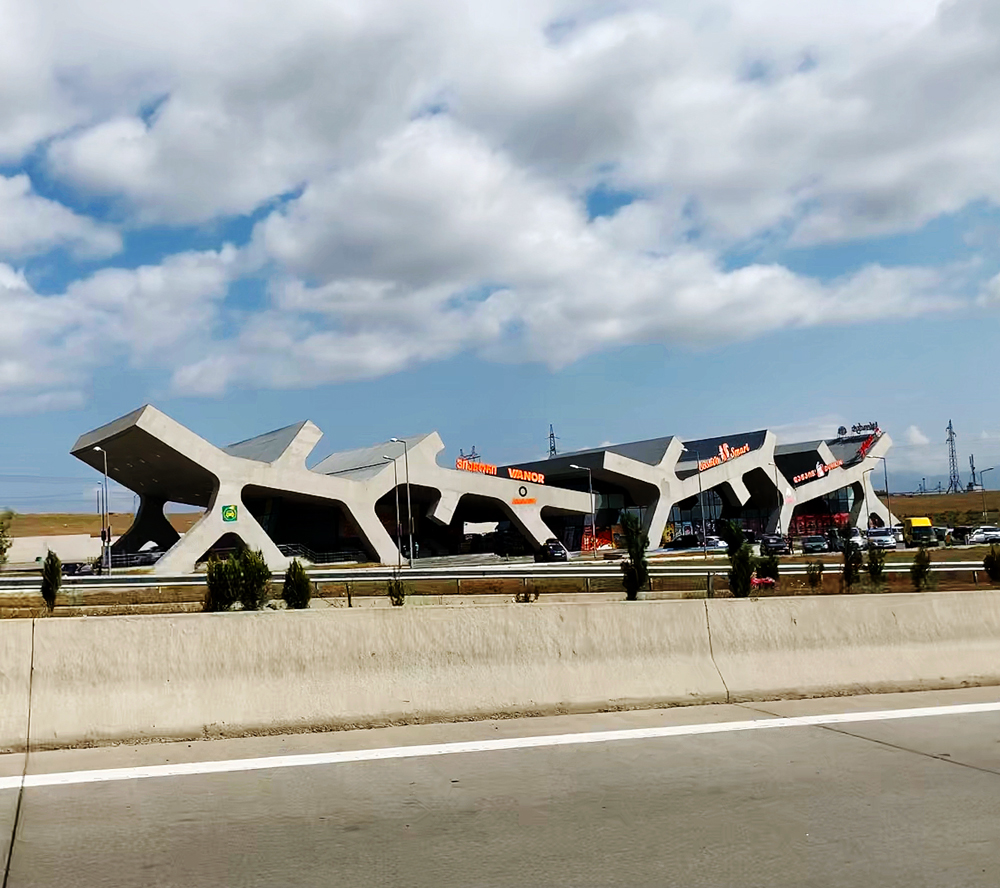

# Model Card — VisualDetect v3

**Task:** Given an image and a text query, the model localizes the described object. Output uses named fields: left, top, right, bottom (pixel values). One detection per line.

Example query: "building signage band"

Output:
left=698, top=442, right=751, bottom=471
left=851, top=421, right=879, bottom=435
left=456, top=458, right=497, bottom=475
left=793, top=460, right=844, bottom=485
left=456, top=459, right=546, bottom=485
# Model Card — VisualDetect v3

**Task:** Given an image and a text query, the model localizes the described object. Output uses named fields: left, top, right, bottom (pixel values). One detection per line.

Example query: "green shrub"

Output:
left=841, top=542, right=862, bottom=591
left=282, top=559, right=312, bottom=609
left=620, top=511, right=649, bottom=601
left=0, top=510, right=12, bottom=568
left=715, top=519, right=745, bottom=558
left=756, top=554, right=779, bottom=582
left=983, top=546, right=1000, bottom=583
left=729, top=543, right=755, bottom=598
left=866, top=546, right=887, bottom=585
left=386, top=575, right=407, bottom=606
left=205, top=555, right=240, bottom=612
left=911, top=546, right=932, bottom=591
left=40, top=549, right=60, bottom=612
left=238, top=549, right=272, bottom=610
left=806, top=560, right=824, bottom=591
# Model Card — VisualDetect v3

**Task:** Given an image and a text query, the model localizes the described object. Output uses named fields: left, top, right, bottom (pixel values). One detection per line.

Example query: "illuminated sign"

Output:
left=698, top=442, right=751, bottom=471
left=851, top=421, right=879, bottom=435
left=221, top=504, right=238, bottom=522
left=507, top=468, right=545, bottom=484
left=856, top=431, right=880, bottom=460
left=511, top=498, right=537, bottom=505
left=456, top=458, right=497, bottom=476
left=793, top=459, right=844, bottom=485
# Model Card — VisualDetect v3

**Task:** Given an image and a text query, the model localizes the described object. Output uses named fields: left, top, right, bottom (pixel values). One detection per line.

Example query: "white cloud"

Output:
left=0, top=173, right=121, bottom=260
left=0, top=248, right=237, bottom=413
left=906, top=425, right=931, bottom=446
left=0, top=0, right=998, bottom=406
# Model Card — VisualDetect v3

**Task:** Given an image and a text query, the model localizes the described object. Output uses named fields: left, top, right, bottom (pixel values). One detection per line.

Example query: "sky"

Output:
left=2, top=0, right=1000, bottom=513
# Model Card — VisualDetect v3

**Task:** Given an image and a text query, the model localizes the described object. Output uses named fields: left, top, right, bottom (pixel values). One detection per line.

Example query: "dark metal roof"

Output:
left=223, top=421, right=311, bottom=463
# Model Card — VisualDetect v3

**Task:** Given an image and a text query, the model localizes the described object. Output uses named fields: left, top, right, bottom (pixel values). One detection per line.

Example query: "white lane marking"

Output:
left=2, top=699, right=998, bottom=792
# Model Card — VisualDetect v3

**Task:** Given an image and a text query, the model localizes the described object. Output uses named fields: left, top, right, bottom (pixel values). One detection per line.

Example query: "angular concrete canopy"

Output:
left=72, top=406, right=593, bottom=574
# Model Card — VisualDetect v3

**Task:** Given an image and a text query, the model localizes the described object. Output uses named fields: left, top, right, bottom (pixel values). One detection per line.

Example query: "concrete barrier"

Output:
left=2, top=591, right=1000, bottom=750
left=0, top=620, right=32, bottom=752
left=707, top=591, right=1000, bottom=701
left=25, top=600, right=724, bottom=749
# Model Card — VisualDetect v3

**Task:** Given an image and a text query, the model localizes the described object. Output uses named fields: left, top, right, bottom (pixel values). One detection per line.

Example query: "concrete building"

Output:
left=71, top=407, right=894, bottom=573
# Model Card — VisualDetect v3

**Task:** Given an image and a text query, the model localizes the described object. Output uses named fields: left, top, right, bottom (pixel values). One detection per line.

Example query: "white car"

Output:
left=969, top=526, right=1000, bottom=545
left=847, top=527, right=868, bottom=550
left=866, top=527, right=897, bottom=550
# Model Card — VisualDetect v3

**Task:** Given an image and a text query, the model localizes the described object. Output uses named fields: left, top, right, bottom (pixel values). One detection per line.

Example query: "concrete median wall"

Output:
left=1, top=591, right=999, bottom=751
left=706, top=591, right=1000, bottom=701
left=20, top=600, right=725, bottom=750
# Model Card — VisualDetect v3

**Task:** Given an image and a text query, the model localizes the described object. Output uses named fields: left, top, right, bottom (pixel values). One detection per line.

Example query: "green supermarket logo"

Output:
left=221, top=504, right=238, bottom=522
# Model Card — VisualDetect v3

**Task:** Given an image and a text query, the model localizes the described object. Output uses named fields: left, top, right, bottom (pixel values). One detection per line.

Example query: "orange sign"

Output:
left=507, top=468, right=545, bottom=484
left=512, top=497, right=536, bottom=505
left=698, top=442, right=751, bottom=471
left=456, top=458, right=497, bottom=476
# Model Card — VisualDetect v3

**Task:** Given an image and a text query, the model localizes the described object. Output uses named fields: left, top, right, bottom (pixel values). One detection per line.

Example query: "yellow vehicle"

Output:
left=903, top=517, right=937, bottom=548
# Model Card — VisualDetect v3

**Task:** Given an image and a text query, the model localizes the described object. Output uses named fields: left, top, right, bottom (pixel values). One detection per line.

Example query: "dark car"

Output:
left=759, top=533, right=790, bottom=556
left=534, top=538, right=569, bottom=562
left=666, top=534, right=701, bottom=550
left=801, top=535, right=828, bottom=554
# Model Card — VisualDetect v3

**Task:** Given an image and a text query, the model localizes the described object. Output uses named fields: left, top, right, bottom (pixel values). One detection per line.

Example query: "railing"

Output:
left=0, top=558, right=993, bottom=592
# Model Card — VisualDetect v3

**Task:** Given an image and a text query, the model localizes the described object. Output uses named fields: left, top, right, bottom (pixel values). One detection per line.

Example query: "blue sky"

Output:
left=2, top=0, right=999, bottom=512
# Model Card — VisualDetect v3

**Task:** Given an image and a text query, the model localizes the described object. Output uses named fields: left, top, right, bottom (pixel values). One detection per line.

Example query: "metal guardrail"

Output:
left=0, top=559, right=991, bottom=592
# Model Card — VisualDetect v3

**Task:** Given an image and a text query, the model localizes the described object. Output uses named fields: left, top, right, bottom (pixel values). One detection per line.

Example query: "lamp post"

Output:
left=390, top=438, right=414, bottom=567
left=93, top=446, right=110, bottom=574
left=569, top=464, right=595, bottom=556
left=682, top=446, right=708, bottom=560
left=981, top=467, right=994, bottom=520
left=382, top=455, right=402, bottom=570
left=862, top=467, right=875, bottom=531
left=872, top=455, right=892, bottom=528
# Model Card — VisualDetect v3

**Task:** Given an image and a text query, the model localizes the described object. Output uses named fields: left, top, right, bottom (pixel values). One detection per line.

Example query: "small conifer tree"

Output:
left=40, top=549, right=61, bottom=612
left=282, top=559, right=313, bottom=609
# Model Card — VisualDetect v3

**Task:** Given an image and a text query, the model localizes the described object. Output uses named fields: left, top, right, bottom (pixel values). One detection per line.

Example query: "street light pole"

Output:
left=873, top=455, right=892, bottom=528
left=390, top=438, right=414, bottom=567
left=682, top=446, right=707, bottom=560
left=382, top=456, right=402, bottom=570
left=862, top=467, right=875, bottom=531
left=93, top=446, right=110, bottom=574
left=981, top=468, right=994, bottom=520
left=569, top=464, right=595, bottom=556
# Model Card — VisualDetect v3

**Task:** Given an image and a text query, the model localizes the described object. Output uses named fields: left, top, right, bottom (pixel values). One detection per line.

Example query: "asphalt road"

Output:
left=3, top=688, right=1000, bottom=887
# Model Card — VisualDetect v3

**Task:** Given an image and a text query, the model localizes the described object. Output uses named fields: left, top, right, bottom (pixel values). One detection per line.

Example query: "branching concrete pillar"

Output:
left=111, top=496, right=180, bottom=554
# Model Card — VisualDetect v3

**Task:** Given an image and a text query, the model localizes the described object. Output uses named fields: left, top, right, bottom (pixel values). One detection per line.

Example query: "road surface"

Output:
left=3, top=687, right=1000, bottom=887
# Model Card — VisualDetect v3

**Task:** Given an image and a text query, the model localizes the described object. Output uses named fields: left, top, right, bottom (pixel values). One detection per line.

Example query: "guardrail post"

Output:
left=586, top=577, right=591, bottom=595
left=706, top=571, right=713, bottom=598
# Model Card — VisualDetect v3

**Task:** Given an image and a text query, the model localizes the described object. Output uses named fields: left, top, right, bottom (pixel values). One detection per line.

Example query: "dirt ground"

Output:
left=5, top=512, right=202, bottom=537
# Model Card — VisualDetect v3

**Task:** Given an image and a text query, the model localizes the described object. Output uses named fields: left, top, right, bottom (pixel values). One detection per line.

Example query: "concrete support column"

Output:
left=154, top=485, right=289, bottom=575
left=507, top=507, right=556, bottom=551
left=352, top=509, right=404, bottom=566
left=111, top=496, right=180, bottom=554
left=641, top=483, right=674, bottom=550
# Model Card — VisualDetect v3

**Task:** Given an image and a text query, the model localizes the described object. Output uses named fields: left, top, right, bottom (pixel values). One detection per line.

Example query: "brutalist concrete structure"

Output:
left=72, top=407, right=894, bottom=573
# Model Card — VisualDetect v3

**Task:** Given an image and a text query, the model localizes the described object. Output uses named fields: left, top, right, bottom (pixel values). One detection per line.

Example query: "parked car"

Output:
left=968, top=526, right=1000, bottom=545
left=759, top=533, right=790, bottom=556
left=534, top=538, right=569, bottom=562
left=866, top=527, right=897, bottom=550
left=703, top=536, right=728, bottom=551
left=847, top=527, right=868, bottom=550
left=801, top=535, right=828, bottom=554
left=666, top=534, right=701, bottom=550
